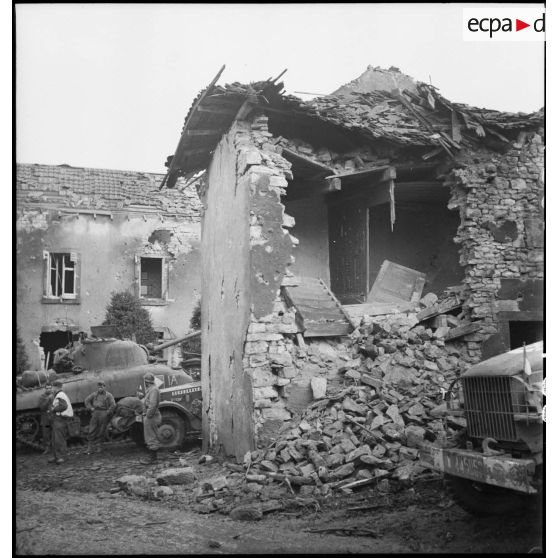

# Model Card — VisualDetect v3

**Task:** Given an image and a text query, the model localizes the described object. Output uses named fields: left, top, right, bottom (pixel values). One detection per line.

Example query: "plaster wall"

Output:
left=201, top=126, right=254, bottom=459
left=284, top=194, right=330, bottom=285
left=16, top=212, right=200, bottom=369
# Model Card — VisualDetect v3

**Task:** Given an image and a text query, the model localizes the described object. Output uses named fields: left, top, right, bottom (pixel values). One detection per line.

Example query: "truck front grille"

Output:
left=462, top=376, right=518, bottom=441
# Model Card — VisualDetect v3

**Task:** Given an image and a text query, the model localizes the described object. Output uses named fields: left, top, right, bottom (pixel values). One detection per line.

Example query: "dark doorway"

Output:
left=40, top=330, right=73, bottom=370
left=328, top=200, right=369, bottom=304
left=509, top=321, right=544, bottom=349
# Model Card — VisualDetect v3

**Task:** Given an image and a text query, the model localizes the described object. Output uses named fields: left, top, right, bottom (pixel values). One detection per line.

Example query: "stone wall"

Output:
left=446, top=131, right=544, bottom=359
left=205, top=116, right=544, bottom=454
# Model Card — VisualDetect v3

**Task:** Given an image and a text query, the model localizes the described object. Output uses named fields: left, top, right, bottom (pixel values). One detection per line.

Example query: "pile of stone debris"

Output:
left=225, top=300, right=474, bottom=494
left=116, top=293, right=476, bottom=518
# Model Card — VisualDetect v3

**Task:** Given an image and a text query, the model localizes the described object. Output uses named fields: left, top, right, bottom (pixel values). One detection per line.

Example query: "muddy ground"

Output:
left=15, top=441, right=544, bottom=555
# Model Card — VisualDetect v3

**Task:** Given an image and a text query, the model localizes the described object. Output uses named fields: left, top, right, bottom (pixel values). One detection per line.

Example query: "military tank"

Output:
left=16, top=331, right=202, bottom=451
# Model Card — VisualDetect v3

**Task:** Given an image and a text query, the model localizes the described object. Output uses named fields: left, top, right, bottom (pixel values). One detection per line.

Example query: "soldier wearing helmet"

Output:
left=140, top=372, right=162, bottom=464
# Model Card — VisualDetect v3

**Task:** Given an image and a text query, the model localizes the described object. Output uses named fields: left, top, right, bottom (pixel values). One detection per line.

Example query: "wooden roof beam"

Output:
left=324, top=166, right=396, bottom=182
left=196, top=105, right=237, bottom=115
left=281, top=147, right=334, bottom=175
left=185, top=129, right=224, bottom=136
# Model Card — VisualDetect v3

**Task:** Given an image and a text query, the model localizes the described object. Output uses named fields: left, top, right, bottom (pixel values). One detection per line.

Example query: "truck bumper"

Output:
left=419, top=445, right=538, bottom=494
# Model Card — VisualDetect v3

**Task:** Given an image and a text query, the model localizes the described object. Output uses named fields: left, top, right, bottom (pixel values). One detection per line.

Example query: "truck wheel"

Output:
left=444, top=474, right=530, bottom=516
left=157, top=409, right=187, bottom=449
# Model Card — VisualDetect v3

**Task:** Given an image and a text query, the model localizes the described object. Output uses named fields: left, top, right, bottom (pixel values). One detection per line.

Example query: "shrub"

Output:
left=103, top=291, right=157, bottom=345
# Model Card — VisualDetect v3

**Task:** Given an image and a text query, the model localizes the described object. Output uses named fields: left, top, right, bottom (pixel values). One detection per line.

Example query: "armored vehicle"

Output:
left=16, top=335, right=202, bottom=451
left=420, top=341, right=544, bottom=515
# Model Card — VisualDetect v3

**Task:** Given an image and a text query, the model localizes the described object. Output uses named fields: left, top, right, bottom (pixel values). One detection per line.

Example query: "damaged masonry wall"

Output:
left=200, top=114, right=296, bottom=460
left=446, top=131, right=544, bottom=359
left=16, top=164, right=202, bottom=369
left=203, top=114, right=544, bottom=454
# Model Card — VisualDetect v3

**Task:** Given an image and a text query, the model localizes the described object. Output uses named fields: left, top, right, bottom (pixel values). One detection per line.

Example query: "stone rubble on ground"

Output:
left=114, top=297, right=476, bottom=517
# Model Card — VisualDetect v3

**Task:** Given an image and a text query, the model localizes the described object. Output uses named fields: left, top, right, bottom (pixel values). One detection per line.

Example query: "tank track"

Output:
left=16, top=407, right=131, bottom=452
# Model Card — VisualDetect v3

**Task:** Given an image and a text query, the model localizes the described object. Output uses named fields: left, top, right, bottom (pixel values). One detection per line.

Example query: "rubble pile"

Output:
left=115, top=294, right=478, bottom=517
left=171, top=298, right=474, bottom=515
left=236, top=308, right=473, bottom=491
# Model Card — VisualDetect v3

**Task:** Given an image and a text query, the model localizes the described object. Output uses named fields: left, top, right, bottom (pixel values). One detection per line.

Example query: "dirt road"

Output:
left=15, top=443, right=544, bottom=554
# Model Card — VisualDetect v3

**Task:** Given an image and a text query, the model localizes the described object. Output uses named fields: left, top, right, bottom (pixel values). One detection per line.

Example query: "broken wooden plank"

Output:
left=343, top=302, right=417, bottom=318
left=294, top=300, right=340, bottom=312
left=319, top=278, right=358, bottom=330
left=283, top=276, right=354, bottom=337
left=297, top=308, right=347, bottom=320
left=303, top=323, right=352, bottom=337
left=163, top=64, right=225, bottom=186
left=337, top=477, right=377, bottom=490
left=416, top=298, right=462, bottom=322
left=444, top=322, right=482, bottom=341
left=368, top=260, right=426, bottom=304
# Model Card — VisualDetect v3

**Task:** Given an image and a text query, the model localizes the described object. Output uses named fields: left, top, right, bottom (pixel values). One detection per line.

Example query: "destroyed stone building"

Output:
left=16, top=164, right=202, bottom=369
left=164, top=66, right=543, bottom=462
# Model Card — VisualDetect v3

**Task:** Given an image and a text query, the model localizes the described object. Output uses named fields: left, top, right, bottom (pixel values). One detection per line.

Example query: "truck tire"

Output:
left=444, top=474, right=530, bottom=516
left=157, top=409, right=187, bottom=449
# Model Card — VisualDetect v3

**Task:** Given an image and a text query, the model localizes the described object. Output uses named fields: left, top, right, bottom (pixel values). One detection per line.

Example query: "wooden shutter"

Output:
left=42, top=250, right=50, bottom=297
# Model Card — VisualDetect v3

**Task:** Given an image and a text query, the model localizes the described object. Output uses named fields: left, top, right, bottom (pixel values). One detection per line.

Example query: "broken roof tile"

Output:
left=165, top=68, right=543, bottom=178
left=16, top=163, right=201, bottom=216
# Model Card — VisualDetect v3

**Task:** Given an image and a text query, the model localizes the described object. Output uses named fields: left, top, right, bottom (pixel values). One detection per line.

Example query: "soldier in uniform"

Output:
left=140, top=372, right=162, bottom=464
left=84, top=381, right=116, bottom=454
left=109, top=396, right=144, bottom=433
left=38, top=382, right=54, bottom=454
left=48, top=380, right=73, bottom=465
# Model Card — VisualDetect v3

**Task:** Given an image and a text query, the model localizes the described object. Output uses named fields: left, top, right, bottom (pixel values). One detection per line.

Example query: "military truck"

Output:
left=420, top=341, right=544, bottom=515
left=16, top=331, right=202, bottom=451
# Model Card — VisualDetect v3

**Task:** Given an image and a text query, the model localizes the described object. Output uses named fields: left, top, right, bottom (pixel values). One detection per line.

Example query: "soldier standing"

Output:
left=84, top=381, right=116, bottom=454
left=140, top=372, right=161, bottom=464
left=38, top=382, right=54, bottom=454
left=48, top=380, right=73, bottom=465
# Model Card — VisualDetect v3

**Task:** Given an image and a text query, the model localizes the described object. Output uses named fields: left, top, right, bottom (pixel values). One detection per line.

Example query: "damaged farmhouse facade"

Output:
left=163, top=67, right=544, bottom=459
left=16, top=164, right=202, bottom=370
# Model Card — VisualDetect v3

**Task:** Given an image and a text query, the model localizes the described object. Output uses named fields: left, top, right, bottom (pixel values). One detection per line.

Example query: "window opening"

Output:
left=39, top=331, right=73, bottom=370
left=140, top=257, right=163, bottom=299
left=48, top=253, right=76, bottom=297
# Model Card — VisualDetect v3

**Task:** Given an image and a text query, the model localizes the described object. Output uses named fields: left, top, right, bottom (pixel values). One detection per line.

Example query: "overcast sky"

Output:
left=16, top=3, right=544, bottom=174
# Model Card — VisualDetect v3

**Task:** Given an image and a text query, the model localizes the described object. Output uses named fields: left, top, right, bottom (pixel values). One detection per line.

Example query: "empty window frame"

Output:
left=139, top=257, right=164, bottom=299
left=44, top=252, right=78, bottom=299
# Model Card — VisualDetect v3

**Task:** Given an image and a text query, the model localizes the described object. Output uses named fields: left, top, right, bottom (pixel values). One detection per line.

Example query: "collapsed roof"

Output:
left=163, top=66, right=543, bottom=187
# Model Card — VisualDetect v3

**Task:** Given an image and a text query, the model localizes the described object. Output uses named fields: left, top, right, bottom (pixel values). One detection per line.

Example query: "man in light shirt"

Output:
left=48, top=380, right=74, bottom=465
